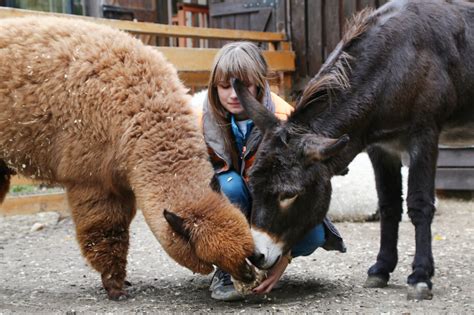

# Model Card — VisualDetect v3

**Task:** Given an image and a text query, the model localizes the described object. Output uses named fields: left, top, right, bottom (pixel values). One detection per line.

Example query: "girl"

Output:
left=200, top=42, right=345, bottom=301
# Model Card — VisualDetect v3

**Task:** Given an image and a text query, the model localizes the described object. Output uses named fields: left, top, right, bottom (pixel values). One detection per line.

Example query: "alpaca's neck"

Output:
left=131, top=154, right=214, bottom=215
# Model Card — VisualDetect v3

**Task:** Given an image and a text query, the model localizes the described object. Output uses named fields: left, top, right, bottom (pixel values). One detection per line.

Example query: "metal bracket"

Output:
left=210, top=0, right=277, bottom=18
left=242, top=0, right=277, bottom=9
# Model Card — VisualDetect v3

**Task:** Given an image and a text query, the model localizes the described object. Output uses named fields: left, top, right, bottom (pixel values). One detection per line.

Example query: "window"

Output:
left=6, top=0, right=84, bottom=15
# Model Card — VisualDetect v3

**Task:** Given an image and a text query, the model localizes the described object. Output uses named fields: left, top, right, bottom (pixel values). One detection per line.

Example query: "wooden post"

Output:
left=324, top=0, right=341, bottom=59
left=290, top=0, right=307, bottom=79
left=307, top=0, right=323, bottom=76
left=177, top=9, right=186, bottom=47
left=157, top=0, right=170, bottom=46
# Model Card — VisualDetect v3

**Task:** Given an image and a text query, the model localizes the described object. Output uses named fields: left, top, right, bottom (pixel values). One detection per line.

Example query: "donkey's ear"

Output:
left=163, top=209, right=191, bottom=240
left=303, top=134, right=350, bottom=162
left=231, top=78, right=279, bottom=132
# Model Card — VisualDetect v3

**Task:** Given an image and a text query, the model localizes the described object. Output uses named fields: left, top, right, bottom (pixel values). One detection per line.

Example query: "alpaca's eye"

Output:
left=279, top=193, right=298, bottom=209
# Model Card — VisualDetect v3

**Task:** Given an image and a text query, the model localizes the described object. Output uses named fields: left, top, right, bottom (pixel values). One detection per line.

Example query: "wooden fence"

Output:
left=0, top=6, right=295, bottom=216
left=0, top=6, right=294, bottom=94
left=286, top=0, right=390, bottom=89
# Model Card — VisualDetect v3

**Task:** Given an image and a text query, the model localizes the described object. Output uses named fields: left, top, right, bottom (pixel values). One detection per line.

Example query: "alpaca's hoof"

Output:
left=364, top=275, right=388, bottom=288
left=107, top=289, right=129, bottom=301
left=407, top=282, right=433, bottom=300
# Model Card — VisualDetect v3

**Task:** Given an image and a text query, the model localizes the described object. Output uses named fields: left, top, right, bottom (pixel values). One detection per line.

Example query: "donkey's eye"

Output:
left=279, top=193, right=298, bottom=209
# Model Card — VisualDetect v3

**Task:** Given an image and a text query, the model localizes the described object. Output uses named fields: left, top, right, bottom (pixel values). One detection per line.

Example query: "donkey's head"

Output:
left=232, top=79, right=349, bottom=269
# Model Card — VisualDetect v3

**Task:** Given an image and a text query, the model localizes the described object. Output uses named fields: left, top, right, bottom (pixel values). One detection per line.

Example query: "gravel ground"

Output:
left=0, top=153, right=473, bottom=313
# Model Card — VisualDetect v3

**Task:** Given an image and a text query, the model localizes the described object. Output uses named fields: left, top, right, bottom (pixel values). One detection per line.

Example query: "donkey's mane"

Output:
left=295, top=8, right=376, bottom=112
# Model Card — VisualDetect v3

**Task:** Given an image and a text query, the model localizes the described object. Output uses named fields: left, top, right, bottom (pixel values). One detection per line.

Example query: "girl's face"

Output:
left=217, top=81, right=257, bottom=120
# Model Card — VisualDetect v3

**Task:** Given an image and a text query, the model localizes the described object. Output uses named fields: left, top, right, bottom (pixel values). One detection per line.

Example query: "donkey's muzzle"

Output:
left=249, top=251, right=282, bottom=270
left=248, top=252, right=265, bottom=268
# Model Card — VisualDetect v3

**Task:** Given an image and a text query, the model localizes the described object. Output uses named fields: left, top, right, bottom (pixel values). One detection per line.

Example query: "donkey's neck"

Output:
left=305, top=90, right=375, bottom=173
left=310, top=95, right=373, bottom=136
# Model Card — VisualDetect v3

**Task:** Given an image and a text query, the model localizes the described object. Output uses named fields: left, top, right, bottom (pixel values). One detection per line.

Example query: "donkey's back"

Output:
left=431, top=0, right=474, bottom=144
left=368, top=0, right=474, bottom=146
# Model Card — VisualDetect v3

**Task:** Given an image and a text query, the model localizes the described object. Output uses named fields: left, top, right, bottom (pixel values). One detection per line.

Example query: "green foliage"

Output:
left=9, top=184, right=37, bottom=194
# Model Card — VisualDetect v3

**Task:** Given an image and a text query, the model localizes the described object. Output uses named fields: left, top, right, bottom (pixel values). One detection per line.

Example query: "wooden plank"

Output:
left=0, top=193, right=70, bottom=216
left=435, top=168, right=474, bottom=190
left=234, top=1, right=250, bottom=31
left=10, top=176, right=38, bottom=186
left=179, top=72, right=210, bottom=89
left=343, top=0, right=357, bottom=30
left=358, top=0, right=371, bottom=9
left=290, top=0, right=307, bottom=78
left=267, top=4, right=277, bottom=33
left=262, top=49, right=296, bottom=72
left=156, top=47, right=295, bottom=72
left=250, top=8, right=272, bottom=33
left=208, top=1, right=222, bottom=48
left=156, top=0, right=170, bottom=46
left=178, top=9, right=188, bottom=47
left=307, top=0, right=323, bottom=75
left=280, top=73, right=293, bottom=101
left=280, top=41, right=291, bottom=50
left=179, top=71, right=291, bottom=99
left=210, top=2, right=263, bottom=17
left=437, top=148, right=474, bottom=168
left=324, top=0, right=341, bottom=59
left=0, top=7, right=285, bottom=42
left=220, top=8, right=235, bottom=47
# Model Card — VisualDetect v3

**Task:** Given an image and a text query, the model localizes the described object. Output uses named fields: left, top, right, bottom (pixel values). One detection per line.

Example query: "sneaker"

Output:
left=209, top=269, right=244, bottom=301
left=209, top=269, right=227, bottom=291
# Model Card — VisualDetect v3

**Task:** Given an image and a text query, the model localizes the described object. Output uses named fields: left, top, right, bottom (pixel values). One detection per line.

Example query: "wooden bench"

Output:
left=436, top=146, right=474, bottom=191
left=0, top=7, right=295, bottom=216
left=0, top=7, right=295, bottom=95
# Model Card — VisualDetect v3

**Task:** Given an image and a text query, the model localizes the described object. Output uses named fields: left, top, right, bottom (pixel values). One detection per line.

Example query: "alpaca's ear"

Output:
left=163, top=209, right=191, bottom=240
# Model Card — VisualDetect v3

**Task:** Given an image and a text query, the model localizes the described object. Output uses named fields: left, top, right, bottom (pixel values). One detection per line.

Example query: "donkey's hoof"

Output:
left=407, top=282, right=433, bottom=300
left=364, top=275, right=388, bottom=288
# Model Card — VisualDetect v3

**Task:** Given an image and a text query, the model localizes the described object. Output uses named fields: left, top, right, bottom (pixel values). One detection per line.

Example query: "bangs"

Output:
left=212, top=48, right=264, bottom=86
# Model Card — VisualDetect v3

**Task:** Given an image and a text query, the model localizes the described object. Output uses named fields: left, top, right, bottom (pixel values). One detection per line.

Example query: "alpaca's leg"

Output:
left=66, top=185, right=136, bottom=300
left=0, top=160, right=12, bottom=203
left=365, top=146, right=403, bottom=288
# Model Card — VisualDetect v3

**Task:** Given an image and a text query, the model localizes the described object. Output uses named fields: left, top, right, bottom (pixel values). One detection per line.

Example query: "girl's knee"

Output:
left=291, top=223, right=326, bottom=257
left=216, top=171, right=250, bottom=211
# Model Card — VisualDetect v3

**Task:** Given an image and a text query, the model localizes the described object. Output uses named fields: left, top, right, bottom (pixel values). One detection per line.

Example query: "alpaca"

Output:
left=0, top=16, right=255, bottom=300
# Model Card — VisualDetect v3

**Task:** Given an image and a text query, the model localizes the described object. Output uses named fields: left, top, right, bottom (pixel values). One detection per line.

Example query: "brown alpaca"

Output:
left=0, top=16, right=255, bottom=300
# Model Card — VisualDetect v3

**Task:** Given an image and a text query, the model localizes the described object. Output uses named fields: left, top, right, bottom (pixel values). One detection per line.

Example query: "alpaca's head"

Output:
left=164, top=192, right=256, bottom=283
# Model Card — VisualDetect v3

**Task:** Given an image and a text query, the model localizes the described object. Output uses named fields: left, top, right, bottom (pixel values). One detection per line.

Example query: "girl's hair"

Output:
left=207, top=41, right=269, bottom=171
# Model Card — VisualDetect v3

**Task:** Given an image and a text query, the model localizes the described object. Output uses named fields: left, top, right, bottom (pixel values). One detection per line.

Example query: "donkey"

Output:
left=233, top=0, right=474, bottom=300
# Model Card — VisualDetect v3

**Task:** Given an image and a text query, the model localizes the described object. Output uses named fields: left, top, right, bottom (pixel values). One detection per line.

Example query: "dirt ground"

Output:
left=0, top=192, right=472, bottom=314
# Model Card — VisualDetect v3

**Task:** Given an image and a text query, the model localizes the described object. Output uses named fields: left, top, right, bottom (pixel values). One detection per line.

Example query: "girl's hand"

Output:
left=252, top=255, right=290, bottom=294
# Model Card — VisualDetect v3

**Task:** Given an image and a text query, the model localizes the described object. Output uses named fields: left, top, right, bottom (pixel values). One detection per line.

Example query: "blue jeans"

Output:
left=217, top=170, right=325, bottom=258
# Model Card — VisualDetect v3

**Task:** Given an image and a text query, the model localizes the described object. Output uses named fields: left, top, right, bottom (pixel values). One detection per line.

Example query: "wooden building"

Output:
left=0, top=0, right=389, bottom=86
left=206, top=0, right=390, bottom=91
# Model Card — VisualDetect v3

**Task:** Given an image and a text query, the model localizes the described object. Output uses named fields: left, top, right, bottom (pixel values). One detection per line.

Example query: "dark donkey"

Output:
left=233, top=0, right=474, bottom=300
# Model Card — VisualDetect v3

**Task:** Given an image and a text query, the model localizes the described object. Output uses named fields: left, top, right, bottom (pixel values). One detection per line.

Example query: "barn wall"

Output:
left=207, top=0, right=390, bottom=95
left=286, top=0, right=390, bottom=93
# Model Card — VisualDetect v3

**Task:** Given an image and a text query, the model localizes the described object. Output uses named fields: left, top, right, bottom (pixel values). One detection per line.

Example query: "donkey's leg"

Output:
left=67, top=185, right=136, bottom=300
left=364, top=146, right=403, bottom=288
left=405, top=128, right=438, bottom=300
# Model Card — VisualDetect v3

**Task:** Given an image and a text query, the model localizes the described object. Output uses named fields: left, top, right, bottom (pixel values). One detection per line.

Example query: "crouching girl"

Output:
left=199, top=42, right=346, bottom=301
